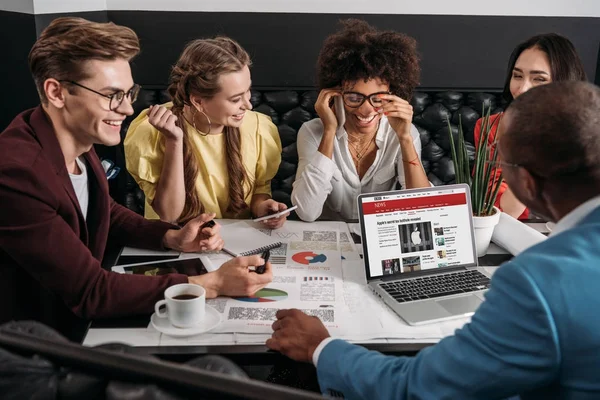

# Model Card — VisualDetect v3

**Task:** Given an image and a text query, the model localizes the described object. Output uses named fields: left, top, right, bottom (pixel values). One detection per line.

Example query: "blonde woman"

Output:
left=125, top=37, right=288, bottom=228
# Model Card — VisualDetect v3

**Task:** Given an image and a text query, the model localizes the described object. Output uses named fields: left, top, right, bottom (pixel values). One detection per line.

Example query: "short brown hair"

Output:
left=29, top=17, right=140, bottom=103
left=317, top=19, right=420, bottom=100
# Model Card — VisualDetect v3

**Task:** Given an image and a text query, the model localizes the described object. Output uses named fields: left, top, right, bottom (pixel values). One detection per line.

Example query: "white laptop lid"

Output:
left=357, top=184, right=478, bottom=281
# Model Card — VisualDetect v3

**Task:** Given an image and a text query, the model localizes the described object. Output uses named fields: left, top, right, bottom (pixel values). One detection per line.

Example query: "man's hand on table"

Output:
left=266, top=309, right=331, bottom=363
left=162, top=214, right=273, bottom=297
left=162, top=213, right=224, bottom=252
left=189, top=255, right=273, bottom=298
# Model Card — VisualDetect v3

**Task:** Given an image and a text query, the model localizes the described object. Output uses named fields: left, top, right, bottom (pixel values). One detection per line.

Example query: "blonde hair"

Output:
left=168, top=37, right=251, bottom=223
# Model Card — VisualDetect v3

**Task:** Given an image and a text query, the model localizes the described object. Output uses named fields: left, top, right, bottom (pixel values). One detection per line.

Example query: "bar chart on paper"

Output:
left=234, top=288, right=289, bottom=303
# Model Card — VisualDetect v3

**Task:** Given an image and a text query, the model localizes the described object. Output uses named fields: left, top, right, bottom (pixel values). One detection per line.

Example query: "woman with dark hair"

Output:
left=475, top=33, right=587, bottom=220
left=291, top=19, right=430, bottom=222
left=124, top=37, right=288, bottom=228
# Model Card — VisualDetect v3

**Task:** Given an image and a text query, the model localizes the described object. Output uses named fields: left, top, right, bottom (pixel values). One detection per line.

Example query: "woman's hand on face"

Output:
left=377, top=94, right=414, bottom=140
left=148, top=104, right=184, bottom=141
left=314, top=89, right=342, bottom=135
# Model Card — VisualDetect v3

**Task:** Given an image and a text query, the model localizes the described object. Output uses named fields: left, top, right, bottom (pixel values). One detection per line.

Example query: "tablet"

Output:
left=122, top=258, right=208, bottom=276
left=115, top=254, right=180, bottom=266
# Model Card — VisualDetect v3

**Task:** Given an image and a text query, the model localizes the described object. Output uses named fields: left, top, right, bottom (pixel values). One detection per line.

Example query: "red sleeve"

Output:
left=0, top=163, right=188, bottom=320
left=475, top=114, right=529, bottom=220
left=474, top=118, right=482, bottom=148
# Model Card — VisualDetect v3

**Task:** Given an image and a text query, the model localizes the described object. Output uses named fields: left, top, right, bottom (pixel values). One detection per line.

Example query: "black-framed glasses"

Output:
left=60, top=80, right=141, bottom=111
left=485, top=159, right=522, bottom=169
left=342, top=91, right=391, bottom=108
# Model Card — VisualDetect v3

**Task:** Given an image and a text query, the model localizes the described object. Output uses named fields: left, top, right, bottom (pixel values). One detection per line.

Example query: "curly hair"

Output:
left=317, top=19, right=420, bottom=100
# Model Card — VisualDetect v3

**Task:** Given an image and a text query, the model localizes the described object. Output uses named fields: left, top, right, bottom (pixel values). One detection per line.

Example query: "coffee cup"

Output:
left=154, top=283, right=205, bottom=328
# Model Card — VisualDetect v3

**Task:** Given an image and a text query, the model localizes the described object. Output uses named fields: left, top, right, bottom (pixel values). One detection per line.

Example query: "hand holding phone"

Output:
left=252, top=205, right=298, bottom=223
left=333, top=95, right=346, bottom=129
left=315, top=89, right=343, bottom=133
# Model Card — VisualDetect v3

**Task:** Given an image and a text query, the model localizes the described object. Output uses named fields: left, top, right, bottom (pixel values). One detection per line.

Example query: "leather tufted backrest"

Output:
left=99, top=88, right=504, bottom=216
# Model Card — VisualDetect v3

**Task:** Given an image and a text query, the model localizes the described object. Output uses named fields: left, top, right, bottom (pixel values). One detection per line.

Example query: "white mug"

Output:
left=154, top=284, right=206, bottom=328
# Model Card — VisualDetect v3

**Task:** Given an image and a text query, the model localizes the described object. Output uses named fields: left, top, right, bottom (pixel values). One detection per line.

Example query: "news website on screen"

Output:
left=361, top=187, right=475, bottom=278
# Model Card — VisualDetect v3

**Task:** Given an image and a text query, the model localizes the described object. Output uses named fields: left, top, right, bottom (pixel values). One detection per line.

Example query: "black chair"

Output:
left=95, top=88, right=505, bottom=215
left=0, top=321, right=321, bottom=400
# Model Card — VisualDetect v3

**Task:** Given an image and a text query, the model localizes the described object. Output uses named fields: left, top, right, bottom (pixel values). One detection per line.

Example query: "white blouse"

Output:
left=291, top=117, right=423, bottom=221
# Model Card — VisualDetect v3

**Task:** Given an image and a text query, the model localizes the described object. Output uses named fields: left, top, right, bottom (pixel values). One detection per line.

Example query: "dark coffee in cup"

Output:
left=173, top=294, right=198, bottom=300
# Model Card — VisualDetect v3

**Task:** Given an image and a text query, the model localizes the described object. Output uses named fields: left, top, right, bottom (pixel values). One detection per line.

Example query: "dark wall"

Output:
left=0, top=11, right=108, bottom=131
left=108, top=11, right=600, bottom=90
left=34, top=11, right=108, bottom=36
left=1, top=11, right=38, bottom=131
left=3, top=10, right=600, bottom=131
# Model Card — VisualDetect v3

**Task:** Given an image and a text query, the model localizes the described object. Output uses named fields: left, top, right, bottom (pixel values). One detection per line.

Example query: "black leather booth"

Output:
left=97, top=88, right=505, bottom=215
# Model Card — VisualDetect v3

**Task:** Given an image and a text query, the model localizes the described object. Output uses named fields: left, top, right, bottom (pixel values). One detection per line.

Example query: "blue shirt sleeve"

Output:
left=316, top=262, right=561, bottom=400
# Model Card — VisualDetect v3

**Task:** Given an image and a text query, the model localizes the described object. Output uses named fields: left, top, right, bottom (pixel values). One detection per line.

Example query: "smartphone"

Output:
left=255, top=250, right=270, bottom=274
left=333, top=96, right=346, bottom=128
left=252, top=205, right=298, bottom=222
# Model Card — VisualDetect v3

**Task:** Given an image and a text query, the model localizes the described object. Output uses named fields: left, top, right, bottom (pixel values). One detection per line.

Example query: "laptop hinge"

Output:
left=378, top=266, right=468, bottom=282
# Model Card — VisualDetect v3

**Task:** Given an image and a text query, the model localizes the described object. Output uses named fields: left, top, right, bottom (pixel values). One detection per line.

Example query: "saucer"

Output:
left=150, top=305, right=222, bottom=337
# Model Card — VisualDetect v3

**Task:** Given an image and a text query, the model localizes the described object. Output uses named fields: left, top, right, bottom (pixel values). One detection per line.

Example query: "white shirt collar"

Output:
left=336, top=116, right=388, bottom=145
left=551, top=195, right=600, bottom=236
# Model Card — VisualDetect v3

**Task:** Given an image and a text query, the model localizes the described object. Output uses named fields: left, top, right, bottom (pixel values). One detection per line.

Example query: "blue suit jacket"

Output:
left=318, top=207, right=600, bottom=399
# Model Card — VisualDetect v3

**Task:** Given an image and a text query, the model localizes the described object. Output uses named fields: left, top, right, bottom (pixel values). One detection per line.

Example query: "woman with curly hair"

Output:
left=291, top=19, right=430, bottom=222
left=124, top=37, right=289, bottom=228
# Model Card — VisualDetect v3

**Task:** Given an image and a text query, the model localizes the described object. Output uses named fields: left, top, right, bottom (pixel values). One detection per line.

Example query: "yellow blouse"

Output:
left=124, top=103, right=282, bottom=219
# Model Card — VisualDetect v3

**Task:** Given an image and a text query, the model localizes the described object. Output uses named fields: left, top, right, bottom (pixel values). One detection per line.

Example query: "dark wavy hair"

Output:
left=502, top=33, right=587, bottom=105
left=317, top=19, right=420, bottom=100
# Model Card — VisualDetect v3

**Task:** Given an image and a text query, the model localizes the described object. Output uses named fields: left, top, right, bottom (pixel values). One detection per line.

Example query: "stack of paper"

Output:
left=492, top=212, right=547, bottom=256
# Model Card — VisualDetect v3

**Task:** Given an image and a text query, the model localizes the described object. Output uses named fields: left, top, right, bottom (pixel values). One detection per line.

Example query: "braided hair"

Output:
left=168, top=37, right=251, bottom=222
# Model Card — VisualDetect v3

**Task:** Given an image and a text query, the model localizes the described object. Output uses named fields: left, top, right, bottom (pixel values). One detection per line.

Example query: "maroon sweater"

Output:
left=0, top=107, right=187, bottom=339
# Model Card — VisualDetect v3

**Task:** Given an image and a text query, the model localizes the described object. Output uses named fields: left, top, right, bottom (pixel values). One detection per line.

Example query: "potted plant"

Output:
left=447, top=105, right=503, bottom=256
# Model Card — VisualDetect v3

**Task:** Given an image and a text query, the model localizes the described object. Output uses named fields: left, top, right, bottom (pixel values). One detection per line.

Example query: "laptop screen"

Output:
left=358, top=184, right=477, bottom=280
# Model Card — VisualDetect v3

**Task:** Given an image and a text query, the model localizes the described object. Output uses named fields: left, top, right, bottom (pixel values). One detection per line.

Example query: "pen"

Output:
left=255, top=250, right=270, bottom=274
left=221, top=247, right=238, bottom=257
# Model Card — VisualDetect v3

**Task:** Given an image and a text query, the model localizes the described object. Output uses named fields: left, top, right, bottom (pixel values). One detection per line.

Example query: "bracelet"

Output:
left=402, top=155, right=420, bottom=166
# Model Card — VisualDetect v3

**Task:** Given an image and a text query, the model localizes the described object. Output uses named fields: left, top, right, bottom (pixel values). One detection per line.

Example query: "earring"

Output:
left=192, top=107, right=211, bottom=136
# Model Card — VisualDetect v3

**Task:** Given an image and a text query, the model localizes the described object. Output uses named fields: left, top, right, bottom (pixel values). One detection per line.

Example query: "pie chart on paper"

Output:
left=234, top=288, right=288, bottom=302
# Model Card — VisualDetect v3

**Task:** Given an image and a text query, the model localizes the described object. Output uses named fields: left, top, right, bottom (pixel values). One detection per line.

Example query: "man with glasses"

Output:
left=268, top=81, right=600, bottom=399
left=0, top=17, right=272, bottom=340
left=59, top=80, right=141, bottom=112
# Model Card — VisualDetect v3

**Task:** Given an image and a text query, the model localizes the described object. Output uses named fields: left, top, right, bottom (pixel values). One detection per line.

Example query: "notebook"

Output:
left=219, top=221, right=283, bottom=256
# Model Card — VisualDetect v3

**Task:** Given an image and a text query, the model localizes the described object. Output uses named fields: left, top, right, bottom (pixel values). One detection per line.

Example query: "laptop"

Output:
left=357, top=184, right=491, bottom=325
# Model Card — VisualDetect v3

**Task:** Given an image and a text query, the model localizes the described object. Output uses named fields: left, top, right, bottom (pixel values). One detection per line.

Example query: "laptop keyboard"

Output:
left=379, top=270, right=491, bottom=303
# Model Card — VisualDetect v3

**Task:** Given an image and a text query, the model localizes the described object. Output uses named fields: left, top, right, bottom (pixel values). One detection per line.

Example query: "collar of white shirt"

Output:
left=551, top=195, right=600, bottom=236
left=336, top=117, right=387, bottom=146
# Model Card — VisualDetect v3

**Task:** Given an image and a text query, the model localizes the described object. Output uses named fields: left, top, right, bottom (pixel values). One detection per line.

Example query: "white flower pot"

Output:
left=472, top=207, right=501, bottom=257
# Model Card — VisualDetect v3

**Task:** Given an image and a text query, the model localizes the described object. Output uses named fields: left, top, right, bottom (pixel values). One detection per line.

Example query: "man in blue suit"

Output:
left=266, top=81, right=600, bottom=399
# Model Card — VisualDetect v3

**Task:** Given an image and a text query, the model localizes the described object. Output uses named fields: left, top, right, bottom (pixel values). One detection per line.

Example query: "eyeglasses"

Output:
left=342, top=91, right=391, bottom=108
left=60, top=80, right=141, bottom=111
left=485, top=159, right=522, bottom=169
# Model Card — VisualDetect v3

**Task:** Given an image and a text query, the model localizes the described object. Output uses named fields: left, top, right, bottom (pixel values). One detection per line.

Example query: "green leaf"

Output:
left=447, top=102, right=500, bottom=216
